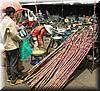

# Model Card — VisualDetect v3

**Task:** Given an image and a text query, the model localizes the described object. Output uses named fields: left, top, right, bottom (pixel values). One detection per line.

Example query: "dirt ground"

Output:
left=1, top=36, right=100, bottom=91
left=2, top=60, right=99, bottom=91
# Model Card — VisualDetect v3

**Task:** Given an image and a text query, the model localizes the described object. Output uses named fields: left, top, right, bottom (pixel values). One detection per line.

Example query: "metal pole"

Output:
left=61, top=0, right=64, bottom=17
left=94, top=0, right=96, bottom=15
left=92, top=0, right=96, bottom=73
left=35, top=5, right=38, bottom=14
left=35, top=2, right=40, bottom=25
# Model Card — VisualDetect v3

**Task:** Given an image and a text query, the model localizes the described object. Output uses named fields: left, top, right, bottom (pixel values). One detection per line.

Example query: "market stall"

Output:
left=23, top=23, right=97, bottom=90
left=18, top=1, right=99, bottom=90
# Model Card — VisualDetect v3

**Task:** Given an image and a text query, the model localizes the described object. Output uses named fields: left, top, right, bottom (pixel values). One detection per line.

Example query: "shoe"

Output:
left=15, top=79, right=23, bottom=85
left=9, top=82, right=15, bottom=86
left=7, top=79, right=11, bottom=82
left=7, top=77, right=11, bottom=82
left=9, top=79, right=23, bottom=86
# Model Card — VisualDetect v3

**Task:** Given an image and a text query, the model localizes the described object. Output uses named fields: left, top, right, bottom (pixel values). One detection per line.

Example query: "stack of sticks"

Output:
left=23, top=26, right=95, bottom=90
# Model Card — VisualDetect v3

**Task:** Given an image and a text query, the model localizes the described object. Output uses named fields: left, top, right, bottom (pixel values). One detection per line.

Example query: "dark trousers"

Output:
left=6, top=48, right=19, bottom=83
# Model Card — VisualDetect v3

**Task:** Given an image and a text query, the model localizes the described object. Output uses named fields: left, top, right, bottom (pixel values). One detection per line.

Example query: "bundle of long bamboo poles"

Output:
left=23, top=25, right=95, bottom=90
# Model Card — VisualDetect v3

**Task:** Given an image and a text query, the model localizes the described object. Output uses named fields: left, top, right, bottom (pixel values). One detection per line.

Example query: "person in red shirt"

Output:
left=31, top=24, right=46, bottom=48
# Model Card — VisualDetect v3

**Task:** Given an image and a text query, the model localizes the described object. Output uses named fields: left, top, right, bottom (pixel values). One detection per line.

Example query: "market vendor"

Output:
left=30, top=24, right=46, bottom=48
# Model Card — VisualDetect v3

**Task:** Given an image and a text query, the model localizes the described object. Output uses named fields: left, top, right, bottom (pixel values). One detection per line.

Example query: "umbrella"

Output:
left=0, top=0, right=22, bottom=12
